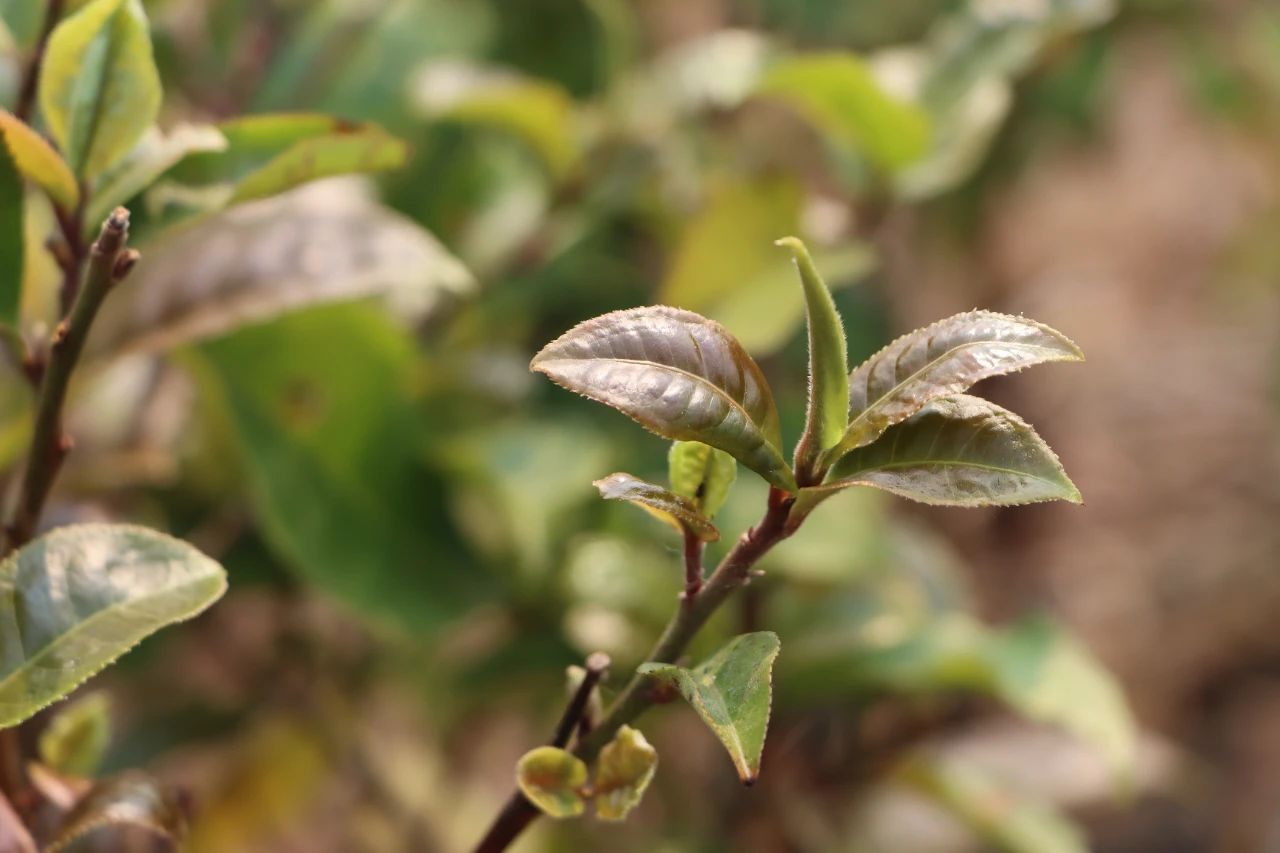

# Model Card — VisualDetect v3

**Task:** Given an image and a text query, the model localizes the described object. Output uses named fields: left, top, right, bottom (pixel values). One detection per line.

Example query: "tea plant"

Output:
left=474, top=239, right=1086, bottom=850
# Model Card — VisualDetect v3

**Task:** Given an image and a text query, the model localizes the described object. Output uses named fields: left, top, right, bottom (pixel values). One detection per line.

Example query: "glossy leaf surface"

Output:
left=46, top=770, right=186, bottom=853
left=0, top=110, right=79, bottom=210
left=531, top=306, right=794, bottom=491
left=39, top=0, right=162, bottom=178
left=836, top=310, right=1083, bottom=458
left=38, top=692, right=111, bottom=776
left=639, top=631, right=780, bottom=783
left=594, top=473, right=719, bottom=542
left=776, top=237, right=848, bottom=470
left=667, top=441, right=736, bottom=517
left=516, top=747, right=588, bottom=819
left=594, top=725, right=657, bottom=821
left=0, top=524, right=226, bottom=727
left=811, top=395, right=1080, bottom=509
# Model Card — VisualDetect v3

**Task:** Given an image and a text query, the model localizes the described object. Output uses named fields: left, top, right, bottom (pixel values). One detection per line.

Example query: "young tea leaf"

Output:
left=668, top=441, right=737, bottom=517
left=638, top=631, right=780, bottom=784
left=531, top=306, right=795, bottom=491
left=0, top=524, right=227, bottom=727
left=87, top=123, right=228, bottom=225
left=45, top=770, right=187, bottom=853
left=38, top=691, right=111, bottom=777
left=804, top=395, right=1080, bottom=512
left=776, top=237, right=848, bottom=478
left=594, top=725, right=658, bottom=822
left=594, top=472, right=719, bottom=542
left=834, top=310, right=1083, bottom=460
left=516, top=747, right=589, bottom=819
left=38, top=0, right=162, bottom=179
left=0, top=110, right=80, bottom=210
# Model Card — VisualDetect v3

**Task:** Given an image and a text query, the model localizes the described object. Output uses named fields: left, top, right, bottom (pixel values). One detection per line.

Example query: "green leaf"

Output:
left=593, top=725, right=657, bottom=822
left=167, top=113, right=358, bottom=186
left=38, top=691, right=111, bottom=776
left=638, top=631, right=780, bottom=783
left=531, top=306, right=795, bottom=492
left=834, top=311, right=1083, bottom=459
left=46, top=770, right=186, bottom=853
left=38, top=0, right=162, bottom=179
left=87, top=123, right=227, bottom=225
left=776, top=237, right=848, bottom=475
left=0, top=145, right=22, bottom=328
left=667, top=441, right=737, bottom=517
left=754, top=53, right=930, bottom=172
left=805, top=395, right=1080, bottom=511
left=515, top=747, right=588, bottom=819
left=593, top=472, right=719, bottom=542
left=0, top=109, right=80, bottom=209
left=229, top=128, right=407, bottom=204
left=0, top=524, right=226, bottom=728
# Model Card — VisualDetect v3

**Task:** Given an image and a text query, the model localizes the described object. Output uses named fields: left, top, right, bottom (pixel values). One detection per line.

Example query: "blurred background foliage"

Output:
left=4, top=0, right=1280, bottom=850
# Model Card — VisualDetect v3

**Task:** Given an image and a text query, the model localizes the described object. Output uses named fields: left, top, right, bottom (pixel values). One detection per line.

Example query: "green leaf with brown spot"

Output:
left=516, top=747, right=588, bottom=819
left=638, top=631, right=779, bottom=783
left=593, top=725, right=657, bottom=822
left=594, top=472, right=719, bottom=542
left=531, top=307, right=794, bottom=491
left=667, top=441, right=736, bottom=517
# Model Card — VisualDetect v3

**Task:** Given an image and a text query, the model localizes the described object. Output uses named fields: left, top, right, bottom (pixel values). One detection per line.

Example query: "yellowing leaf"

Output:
left=38, top=0, right=162, bottom=179
left=0, top=109, right=79, bottom=209
left=594, top=725, right=657, bottom=821
left=639, top=632, right=780, bottom=783
left=593, top=472, right=719, bottom=542
left=38, top=691, right=111, bottom=776
left=515, top=747, right=588, bottom=819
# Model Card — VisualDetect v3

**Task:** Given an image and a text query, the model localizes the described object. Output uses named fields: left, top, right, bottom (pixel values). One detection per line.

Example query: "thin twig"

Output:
left=550, top=652, right=609, bottom=749
left=473, top=487, right=796, bottom=853
left=682, top=529, right=704, bottom=601
left=13, top=0, right=65, bottom=123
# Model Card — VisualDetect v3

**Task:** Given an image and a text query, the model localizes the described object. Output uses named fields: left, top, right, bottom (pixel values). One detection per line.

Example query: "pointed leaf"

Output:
left=531, top=306, right=795, bottom=491
left=38, top=0, right=162, bottom=179
left=0, top=524, right=227, bottom=727
left=229, top=128, right=407, bottom=204
left=46, top=770, right=186, bottom=853
left=776, top=237, right=848, bottom=473
left=835, top=311, right=1083, bottom=459
left=593, top=725, right=657, bottom=821
left=87, top=123, right=227, bottom=225
left=809, top=395, right=1080, bottom=509
left=594, top=473, right=719, bottom=542
left=38, top=692, right=111, bottom=776
left=638, top=631, right=779, bottom=783
left=0, top=110, right=79, bottom=210
left=668, top=441, right=736, bottom=517
left=516, top=747, right=588, bottom=819
left=0, top=148, right=21, bottom=328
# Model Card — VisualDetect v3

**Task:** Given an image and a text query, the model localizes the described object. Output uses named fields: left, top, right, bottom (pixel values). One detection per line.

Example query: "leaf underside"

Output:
left=531, top=306, right=795, bottom=491
left=594, top=472, right=719, bottom=542
left=46, top=770, right=186, bottom=853
left=836, top=310, right=1083, bottom=459
left=0, top=524, right=227, bottom=727
left=639, top=631, right=780, bottom=783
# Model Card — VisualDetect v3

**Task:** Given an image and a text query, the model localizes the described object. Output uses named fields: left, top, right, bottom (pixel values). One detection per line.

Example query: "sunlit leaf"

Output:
left=667, top=441, right=736, bottom=517
left=531, top=306, right=795, bottom=491
left=0, top=110, right=79, bottom=210
left=38, top=691, right=111, bottom=776
left=515, top=747, right=588, bottom=819
left=89, top=178, right=473, bottom=356
left=168, top=113, right=354, bottom=185
left=46, top=770, right=186, bottom=853
left=0, top=524, right=226, bottom=727
left=87, top=123, right=227, bottom=225
left=593, top=725, right=657, bottom=821
left=0, top=146, right=21, bottom=328
left=754, top=52, right=930, bottom=172
left=38, top=0, right=162, bottom=179
left=593, top=472, right=719, bottom=542
left=806, top=395, right=1080, bottom=511
left=776, top=237, right=848, bottom=474
left=834, top=311, right=1084, bottom=459
left=229, top=128, right=407, bottom=204
left=639, top=631, right=779, bottom=783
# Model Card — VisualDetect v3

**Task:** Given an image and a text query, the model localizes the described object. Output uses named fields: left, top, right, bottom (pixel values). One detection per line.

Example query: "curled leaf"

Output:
left=0, top=110, right=79, bottom=210
left=667, top=441, right=737, bottom=517
left=46, top=770, right=186, bottom=853
left=639, top=631, right=780, bottom=784
left=531, top=306, right=794, bottom=491
left=594, top=472, right=718, bottom=542
left=834, top=310, right=1083, bottom=460
left=38, top=692, right=111, bottom=777
left=516, top=747, right=588, bottom=819
left=594, top=725, right=658, bottom=821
